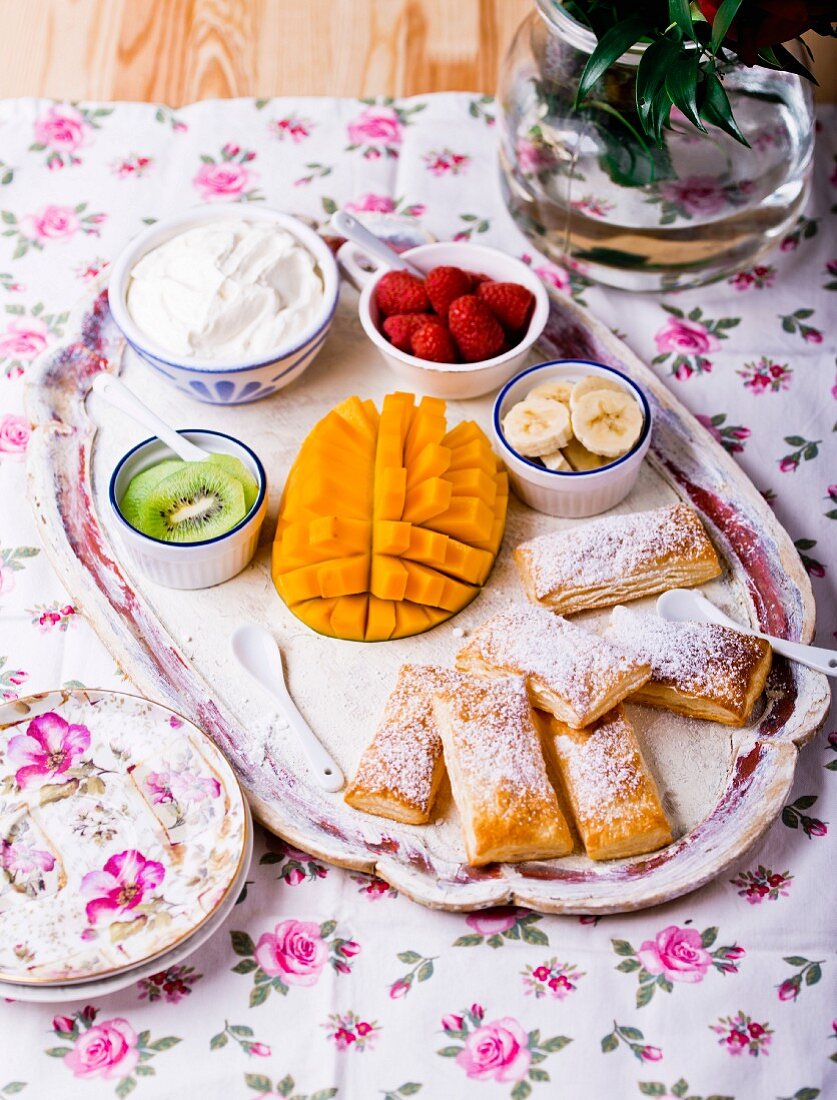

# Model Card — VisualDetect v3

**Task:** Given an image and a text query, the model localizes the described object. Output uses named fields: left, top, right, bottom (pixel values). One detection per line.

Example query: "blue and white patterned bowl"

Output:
left=107, top=206, right=339, bottom=405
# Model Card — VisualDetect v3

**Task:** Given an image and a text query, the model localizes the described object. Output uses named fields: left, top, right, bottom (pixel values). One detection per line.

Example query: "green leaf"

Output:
left=417, top=960, right=434, bottom=982
left=700, top=70, right=748, bottom=145
left=665, top=53, right=706, bottom=133
left=612, top=939, right=635, bottom=956
left=437, top=1046, right=463, bottom=1057
left=147, top=1036, right=180, bottom=1052
left=232, top=958, right=257, bottom=974
left=319, top=920, right=337, bottom=938
left=511, top=1080, right=532, bottom=1100
left=230, top=1024, right=254, bottom=1037
left=637, top=981, right=656, bottom=1008
left=249, top=984, right=270, bottom=1008
left=230, top=930, right=255, bottom=956
left=398, top=951, right=422, bottom=964
left=763, top=43, right=817, bottom=85
left=577, top=13, right=650, bottom=103
left=617, top=958, right=642, bottom=972
left=621, top=1027, right=643, bottom=1041
left=782, top=806, right=799, bottom=828
left=805, top=963, right=822, bottom=985
left=671, top=1080, right=689, bottom=1098
left=528, top=1067, right=550, bottom=1082
left=794, top=794, right=817, bottom=809
left=115, top=1079, right=136, bottom=1099
left=453, top=934, right=482, bottom=947
left=320, top=196, right=337, bottom=215
left=657, top=976, right=673, bottom=993
left=701, top=926, right=718, bottom=948
left=1, top=1086, right=26, bottom=1096
left=134, top=1065, right=154, bottom=1077
left=669, top=0, right=695, bottom=41
left=245, top=1075, right=273, bottom=1093
left=310, top=1091, right=338, bottom=1100
left=784, top=436, right=807, bottom=446
left=209, top=1032, right=228, bottom=1050
left=541, top=1035, right=572, bottom=1052
left=639, top=1085, right=666, bottom=1097
left=601, top=1033, right=619, bottom=1053
left=710, top=0, right=743, bottom=52
left=398, top=1085, right=422, bottom=1096
left=793, top=1090, right=820, bottom=1100
left=794, top=308, right=815, bottom=319
left=44, top=1047, right=73, bottom=1057
left=277, top=1075, right=294, bottom=1097
left=649, top=83, right=674, bottom=145
left=521, top=924, right=548, bottom=946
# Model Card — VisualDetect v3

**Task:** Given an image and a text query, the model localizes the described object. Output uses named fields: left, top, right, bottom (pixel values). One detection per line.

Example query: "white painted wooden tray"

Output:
left=24, top=277, right=831, bottom=913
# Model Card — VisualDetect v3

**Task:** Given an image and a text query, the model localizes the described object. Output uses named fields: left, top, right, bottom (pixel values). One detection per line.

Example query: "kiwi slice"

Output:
left=120, top=459, right=185, bottom=529
left=137, top=462, right=246, bottom=543
left=207, top=453, right=259, bottom=514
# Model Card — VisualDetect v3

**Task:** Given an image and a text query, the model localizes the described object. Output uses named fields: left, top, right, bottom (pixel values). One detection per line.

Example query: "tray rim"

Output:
left=23, top=276, right=832, bottom=914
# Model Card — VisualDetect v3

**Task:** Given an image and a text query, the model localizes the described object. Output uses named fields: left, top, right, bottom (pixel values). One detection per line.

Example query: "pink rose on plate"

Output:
left=64, top=1018, right=139, bottom=1081
left=145, top=767, right=220, bottom=805
left=34, top=104, right=88, bottom=153
left=254, top=919, right=327, bottom=986
left=80, top=849, right=165, bottom=924
left=7, top=711, right=91, bottom=788
left=637, top=925, right=712, bottom=984
left=0, top=838, right=55, bottom=876
left=533, top=261, right=571, bottom=294
left=465, top=906, right=523, bottom=936
left=347, top=106, right=403, bottom=147
left=0, top=317, right=49, bottom=362
left=659, top=175, right=727, bottom=217
left=345, top=192, right=396, bottom=215
left=22, top=204, right=80, bottom=242
left=193, top=161, right=254, bottom=201
left=655, top=316, right=720, bottom=357
left=0, top=414, right=30, bottom=459
left=456, top=1016, right=531, bottom=1083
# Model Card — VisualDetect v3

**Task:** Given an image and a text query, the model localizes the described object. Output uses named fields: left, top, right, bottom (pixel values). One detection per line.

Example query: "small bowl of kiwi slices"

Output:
left=109, top=430, right=267, bottom=589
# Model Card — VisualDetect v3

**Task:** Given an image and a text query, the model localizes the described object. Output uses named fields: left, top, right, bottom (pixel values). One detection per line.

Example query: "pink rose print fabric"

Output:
left=0, top=94, right=834, bottom=1099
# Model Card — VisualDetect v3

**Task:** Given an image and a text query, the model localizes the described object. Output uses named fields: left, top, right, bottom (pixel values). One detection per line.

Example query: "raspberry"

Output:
left=411, top=321, right=457, bottom=363
left=477, top=281, right=535, bottom=332
left=374, top=270, right=430, bottom=316
left=447, top=295, right=506, bottom=362
left=426, top=265, right=473, bottom=318
left=382, top=313, right=435, bottom=352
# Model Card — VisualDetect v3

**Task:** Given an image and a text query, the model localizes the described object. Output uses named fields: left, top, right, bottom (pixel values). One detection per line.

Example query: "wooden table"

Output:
left=1, top=0, right=833, bottom=103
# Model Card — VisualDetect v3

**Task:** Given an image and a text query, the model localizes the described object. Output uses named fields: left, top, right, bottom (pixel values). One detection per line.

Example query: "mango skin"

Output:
left=271, top=392, right=507, bottom=641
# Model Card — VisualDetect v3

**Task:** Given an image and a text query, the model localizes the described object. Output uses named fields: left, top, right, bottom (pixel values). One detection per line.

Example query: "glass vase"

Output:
left=497, top=1, right=815, bottom=292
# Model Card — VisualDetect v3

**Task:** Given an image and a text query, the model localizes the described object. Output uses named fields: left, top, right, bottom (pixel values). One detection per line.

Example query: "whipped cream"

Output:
left=126, top=219, right=324, bottom=363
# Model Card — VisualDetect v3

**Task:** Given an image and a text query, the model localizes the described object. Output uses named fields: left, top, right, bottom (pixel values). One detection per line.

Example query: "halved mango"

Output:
left=272, top=393, right=507, bottom=641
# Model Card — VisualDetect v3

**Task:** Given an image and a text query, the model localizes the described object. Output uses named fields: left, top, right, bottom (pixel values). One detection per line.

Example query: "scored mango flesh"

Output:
left=272, top=392, right=508, bottom=641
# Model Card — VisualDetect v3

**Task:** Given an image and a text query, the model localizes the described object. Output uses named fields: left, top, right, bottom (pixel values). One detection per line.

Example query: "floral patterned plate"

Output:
left=0, top=689, right=249, bottom=984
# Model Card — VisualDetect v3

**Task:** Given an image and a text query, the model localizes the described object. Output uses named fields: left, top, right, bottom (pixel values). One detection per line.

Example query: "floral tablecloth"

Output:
left=0, top=94, right=834, bottom=1100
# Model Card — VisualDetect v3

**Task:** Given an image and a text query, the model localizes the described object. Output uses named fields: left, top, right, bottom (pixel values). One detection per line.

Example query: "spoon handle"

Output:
left=274, top=688, right=346, bottom=793
left=670, top=590, right=837, bottom=678
left=330, top=211, right=425, bottom=278
left=91, top=373, right=208, bottom=463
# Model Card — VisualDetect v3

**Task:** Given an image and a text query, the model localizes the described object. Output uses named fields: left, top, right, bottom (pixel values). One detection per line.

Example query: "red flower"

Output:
left=249, top=1043, right=271, bottom=1057
left=338, top=940, right=360, bottom=958
left=640, top=1045, right=663, bottom=1062
left=334, top=1027, right=355, bottom=1045
left=356, top=1021, right=372, bottom=1036
left=696, top=1, right=833, bottom=65
left=532, top=966, right=550, bottom=981
left=442, top=1013, right=464, bottom=1030
left=725, top=945, right=745, bottom=960
left=389, top=979, right=410, bottom=1000
left=804, top=329, right=823, bottom=343
left=780, top=457, right=799, bottom=473
left=778, top=978, right=800, bottom=1001
left=748, top=1022, right=766, bottom=1037
left=53, top=1015, right=75, bottom=1033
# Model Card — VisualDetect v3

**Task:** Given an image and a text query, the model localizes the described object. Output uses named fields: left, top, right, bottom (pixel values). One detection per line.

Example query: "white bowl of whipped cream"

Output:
left=108, top=206, right=339, bottom=404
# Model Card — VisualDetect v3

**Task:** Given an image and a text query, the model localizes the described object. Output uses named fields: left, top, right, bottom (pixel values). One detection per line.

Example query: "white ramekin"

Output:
left=338, top=240, right=549, bottom=399
left=492, top=359, right=653, bottom=518
left=108, top=430, right=267, bottom=589
left=107, top=206, right=339, bottom=406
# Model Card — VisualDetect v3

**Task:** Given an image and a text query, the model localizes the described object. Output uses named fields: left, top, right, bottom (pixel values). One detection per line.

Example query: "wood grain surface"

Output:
left=1, top=1, right=833, bottom=104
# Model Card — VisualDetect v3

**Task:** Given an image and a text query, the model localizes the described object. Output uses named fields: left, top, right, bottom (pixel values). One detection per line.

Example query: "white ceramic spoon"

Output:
left=91, top=373, right=210, bottom=463
left=230, top=624, right=345, bottom=792
left=657, top=588, right=837, bottom=677
left=330, top=210, right=425, bottom=278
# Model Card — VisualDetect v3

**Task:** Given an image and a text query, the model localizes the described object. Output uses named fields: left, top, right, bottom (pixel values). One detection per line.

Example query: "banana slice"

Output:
left=540, top=449, right=571, bottom=471
left=562, top=437, right=610, bottom=471
left=569, top=374, right=625, bottom=416
left=571, top=390, right=644, bottom=458
left=527, top=379, right=575, bottom=408
left=503, top=397, right=572, bottom=458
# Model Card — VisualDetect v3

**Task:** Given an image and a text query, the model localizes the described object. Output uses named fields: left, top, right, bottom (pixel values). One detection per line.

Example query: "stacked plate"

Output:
left=0, top=689, right=251, bottom=1002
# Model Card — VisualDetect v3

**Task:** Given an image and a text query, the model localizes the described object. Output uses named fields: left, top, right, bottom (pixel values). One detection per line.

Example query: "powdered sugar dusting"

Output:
left=607, top=607, right=767, bottom=706
left=457, top=604, right=645, bottom=721
left=435, top=674, right=550, bottom=799
left=519, top=503, right=715, bottom=600
left=553, top=709, right=645, bottom=828
left=349, top=664, right=463, bottom=811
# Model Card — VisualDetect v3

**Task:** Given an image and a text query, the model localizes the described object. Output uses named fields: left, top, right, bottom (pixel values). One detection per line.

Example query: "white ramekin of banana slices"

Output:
left=493, top=359, right=652, bottom=518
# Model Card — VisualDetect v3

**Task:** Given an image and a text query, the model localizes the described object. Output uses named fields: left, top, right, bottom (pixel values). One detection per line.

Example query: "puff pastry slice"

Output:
left=514, top=503, right=722, bottom=615
left=432, top=673, right=574, bottom=865
left=344, top=664, right=462, bottom=824
left=455, top=604, right=651, bottom=729
left=540, top=704, right=672, bottom=861
left=606, top=606, right=772, bottom=727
